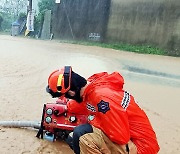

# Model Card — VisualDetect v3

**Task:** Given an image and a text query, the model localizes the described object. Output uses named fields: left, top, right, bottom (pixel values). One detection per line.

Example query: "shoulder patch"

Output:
left=97, top=100, right=110, bottom=114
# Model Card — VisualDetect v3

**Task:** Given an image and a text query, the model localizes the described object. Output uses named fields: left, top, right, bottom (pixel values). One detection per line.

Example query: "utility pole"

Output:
left=27, top=0, right=32, bottom=13
left=25, top=0, right=34, bottom=36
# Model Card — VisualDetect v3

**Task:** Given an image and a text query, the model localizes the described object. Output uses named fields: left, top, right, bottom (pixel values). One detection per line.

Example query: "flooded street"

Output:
left=0, top=35, right=180, bottom=154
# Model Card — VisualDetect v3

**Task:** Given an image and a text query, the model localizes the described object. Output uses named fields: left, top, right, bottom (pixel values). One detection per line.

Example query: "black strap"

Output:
left=36, top=126, right=44, bottom=139
left=36, top=104, right=46, bottom=139
left=126, top=144, right=130, bottom=154
left=64, top=66, right=71, bottom=89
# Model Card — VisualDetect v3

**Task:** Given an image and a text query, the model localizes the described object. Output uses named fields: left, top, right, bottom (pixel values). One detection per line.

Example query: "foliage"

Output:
left=1, top=0, right=27, bottom=18
left=0, top=13, right=3, bottom=31
left=37, top=0, right=54, bottom=22
left=34, top=0, right=54, bottom=37
left=0, top=0, right=27, bottom=32
left=0, top=14, right=3, bottom=22
left=38, top=0, right=54, bottom=13
left=101, top=43, right=166, bottom=55
left=0, top=12, right=13, bottom=31
left=18, top=12, right=27, bottom=20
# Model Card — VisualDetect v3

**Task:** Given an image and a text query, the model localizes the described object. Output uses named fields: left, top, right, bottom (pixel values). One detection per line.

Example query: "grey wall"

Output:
left=41, top=10, right=51, bottom=40
left=51, top=0, right=180, bottom=56
left=52, top=0, right=110, bottom=41
left=106, top=0, right=180, bottom=56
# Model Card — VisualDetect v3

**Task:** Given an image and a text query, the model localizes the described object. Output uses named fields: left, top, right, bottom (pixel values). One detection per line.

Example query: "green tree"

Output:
left=38, top=0, right=54, bottom=13
left=37, top=0, right=54, bottom=23
left=2, top=0, right=27, bottom=19
left=0, top=13, right=3, bottom=31
left=34, top=0, right=54, bottom=37
left=1, top=12, right=13, bottom=31
left=0, top=0, right=27, bottom=32
left=18, top=12, right=27, bottom=20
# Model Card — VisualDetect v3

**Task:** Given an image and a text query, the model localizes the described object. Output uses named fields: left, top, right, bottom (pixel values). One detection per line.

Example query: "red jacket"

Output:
left=68, top=72, right=160, bottom=154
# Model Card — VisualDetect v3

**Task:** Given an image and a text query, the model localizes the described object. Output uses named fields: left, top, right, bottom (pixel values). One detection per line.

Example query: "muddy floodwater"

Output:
left=0, top=35, right=180, bottom=154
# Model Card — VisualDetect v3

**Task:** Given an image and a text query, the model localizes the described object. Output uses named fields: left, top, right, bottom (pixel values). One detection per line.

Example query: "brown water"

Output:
left=0, top=35, right=180, bottom=154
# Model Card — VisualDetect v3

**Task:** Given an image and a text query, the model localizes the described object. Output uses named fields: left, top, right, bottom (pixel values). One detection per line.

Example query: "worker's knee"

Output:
left=79, top=131, right=103, bottom=148
left=79, top=133, right=98, bottom=151
left=79, top=133, right=93, bottom=146
left=79, top=133, right=111, bottom=154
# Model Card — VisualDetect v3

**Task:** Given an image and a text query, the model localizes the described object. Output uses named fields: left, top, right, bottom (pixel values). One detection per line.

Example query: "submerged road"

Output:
left=0, top=35, right=180, bottom=154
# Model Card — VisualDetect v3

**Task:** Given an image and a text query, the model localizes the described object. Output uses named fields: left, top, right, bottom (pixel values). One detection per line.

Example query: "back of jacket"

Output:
left=82, top=72, right=160, bottom=154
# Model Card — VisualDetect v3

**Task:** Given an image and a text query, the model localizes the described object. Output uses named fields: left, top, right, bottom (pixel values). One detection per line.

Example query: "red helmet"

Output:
left=48, top=66, right=72, bottom=94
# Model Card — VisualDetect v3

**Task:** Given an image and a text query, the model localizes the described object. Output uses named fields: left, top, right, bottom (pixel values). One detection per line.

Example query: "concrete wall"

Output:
left=106, top=0, right=180, bottom=56
left=51, top=0, right=180, bottom=55
left=52, top=0, right=110, bottom=41
left=41, top=10, right=51, bottom=40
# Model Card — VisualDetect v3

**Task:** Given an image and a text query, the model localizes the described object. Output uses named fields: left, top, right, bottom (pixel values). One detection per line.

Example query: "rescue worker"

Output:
left=46, top=66, right=160, bottom=154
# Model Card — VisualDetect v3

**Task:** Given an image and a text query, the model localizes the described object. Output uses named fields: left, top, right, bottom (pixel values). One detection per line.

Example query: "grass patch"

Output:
left=58, top=40, right=166, bottom=56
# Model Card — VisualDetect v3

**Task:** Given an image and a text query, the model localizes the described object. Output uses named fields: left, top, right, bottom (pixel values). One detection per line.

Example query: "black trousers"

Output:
left=66, top=123, right=93, bottom=154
